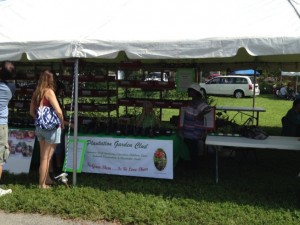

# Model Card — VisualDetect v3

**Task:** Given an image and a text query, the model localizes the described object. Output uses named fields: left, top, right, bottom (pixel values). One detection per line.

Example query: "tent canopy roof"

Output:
left=1, top=0, right=300, bottom=70
left=230, top=69, right=260, bottom=75
left=281, top=72, right=300, bottom=76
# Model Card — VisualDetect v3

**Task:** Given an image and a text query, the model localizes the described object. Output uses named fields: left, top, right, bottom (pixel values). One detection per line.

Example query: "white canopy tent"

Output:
left=0, top=0, right=300, bottom=70
left=1, top=0, right=300, bottom=184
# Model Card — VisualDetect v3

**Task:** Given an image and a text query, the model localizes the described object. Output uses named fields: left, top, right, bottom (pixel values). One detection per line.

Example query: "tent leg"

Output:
left=72, top=59, right=79, bottom=186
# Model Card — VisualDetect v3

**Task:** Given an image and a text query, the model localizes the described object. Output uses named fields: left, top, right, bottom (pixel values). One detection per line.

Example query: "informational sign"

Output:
left=179, top=107, right=216, bottom=130
left=63, top=139, right=87, bottom=173
left=176, top=68, right=195, bottom=92
left=202, top=107, right=216, bottom=130
left=66, top=136, right=173, bottom=179
left=3, top=129, right=36, bottom=174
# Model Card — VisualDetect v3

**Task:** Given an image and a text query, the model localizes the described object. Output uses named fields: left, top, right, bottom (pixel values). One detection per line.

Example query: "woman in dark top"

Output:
left=282, top=98, right=300, bottom=137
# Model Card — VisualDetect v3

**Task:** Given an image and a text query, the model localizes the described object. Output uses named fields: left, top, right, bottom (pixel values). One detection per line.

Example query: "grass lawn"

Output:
left=0, top=94, right=300, bottom=225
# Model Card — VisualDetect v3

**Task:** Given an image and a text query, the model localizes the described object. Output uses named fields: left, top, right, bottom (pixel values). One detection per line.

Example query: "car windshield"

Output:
left=147, top=73, right=160, bottom=79
left=145, top=72, right=168, bottom=81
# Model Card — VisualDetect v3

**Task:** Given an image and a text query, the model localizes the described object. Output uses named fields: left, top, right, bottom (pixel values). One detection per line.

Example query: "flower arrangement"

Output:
left=153, top=148, right=167, bottom=171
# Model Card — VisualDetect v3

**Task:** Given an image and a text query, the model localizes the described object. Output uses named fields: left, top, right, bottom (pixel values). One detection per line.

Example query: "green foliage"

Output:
left=211, top=94, right=292, bottom=135
left=259, top=81, right=275, bottom=94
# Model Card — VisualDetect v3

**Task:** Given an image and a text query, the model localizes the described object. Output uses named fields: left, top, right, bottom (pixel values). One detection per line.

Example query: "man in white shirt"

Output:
left=0, top=61, right=15, bottom=197
left=279, top=86, right=288, bottom=99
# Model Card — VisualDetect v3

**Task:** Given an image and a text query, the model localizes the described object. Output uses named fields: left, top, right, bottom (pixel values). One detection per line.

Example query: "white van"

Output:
left=199, top=75, right=260, bottom=98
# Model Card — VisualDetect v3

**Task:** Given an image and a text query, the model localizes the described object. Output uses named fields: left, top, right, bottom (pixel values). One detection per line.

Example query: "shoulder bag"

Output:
left=35, top=98, right=60, bottom=130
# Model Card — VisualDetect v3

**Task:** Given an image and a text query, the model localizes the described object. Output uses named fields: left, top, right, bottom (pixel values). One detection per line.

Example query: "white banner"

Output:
left=67, top=136, right=173, bottom=179
left=3, top=129, right=35, bottom=174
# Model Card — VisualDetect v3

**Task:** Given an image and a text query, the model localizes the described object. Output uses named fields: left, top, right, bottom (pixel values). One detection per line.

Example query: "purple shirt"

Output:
left=183, top=99, right=212, bottom=140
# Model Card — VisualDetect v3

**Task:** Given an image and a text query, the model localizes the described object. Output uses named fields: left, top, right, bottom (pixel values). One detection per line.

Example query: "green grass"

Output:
left=208, top=94, right=294, bottom=135
left=1, top=94, right=300, bottom=225
left=211, top=94, right=291, bottom=127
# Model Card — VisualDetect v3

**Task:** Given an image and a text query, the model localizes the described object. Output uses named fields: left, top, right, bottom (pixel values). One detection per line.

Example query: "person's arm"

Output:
left=197, top=104, right=212, bottom=119
left=136, top=113, right=145, bottom=127
left=155, top=116, right=161, bottom=128
left=45, top=89, right=64, bottom=129
left=64, top=120, right=74, bottom=128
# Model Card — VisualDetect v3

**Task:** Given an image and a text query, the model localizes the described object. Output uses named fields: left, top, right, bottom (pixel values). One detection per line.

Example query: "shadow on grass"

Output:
left=89, top=150, right=299, bottom=211
left=6, top=149, right=299, bottom=214
left=258, top=94, right=295, bottom=102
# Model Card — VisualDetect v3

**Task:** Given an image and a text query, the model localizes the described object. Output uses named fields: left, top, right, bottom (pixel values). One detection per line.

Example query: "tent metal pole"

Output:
left=73, top=58, right=79, bottom=186
left=252, top=67, right=257, bottom=125
left=296, top=76, right=298, bottom=94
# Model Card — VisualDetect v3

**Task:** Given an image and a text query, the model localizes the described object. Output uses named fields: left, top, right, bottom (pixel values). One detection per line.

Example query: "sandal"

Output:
left=39, top=185, right=51, bottom=189
left=46, top=179, right=56, bottom=185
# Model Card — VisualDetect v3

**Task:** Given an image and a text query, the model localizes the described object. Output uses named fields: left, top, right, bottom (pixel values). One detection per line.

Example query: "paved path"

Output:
left=0, top=210, right=118, bottom=225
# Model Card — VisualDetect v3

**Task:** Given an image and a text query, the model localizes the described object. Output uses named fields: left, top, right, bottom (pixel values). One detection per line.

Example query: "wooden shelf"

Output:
left=15, top=87, right=35, bottom=95
left=118, top=98, right=188, bottom=109
left=64, top=103, right=118, bottom=112
left=64, top=89, right=117, bottom=97
left=9, top=100, right=31, bottom=110
left=118, top=80, right=175, bottom=90
left=61, top=75, right=115, bottom=82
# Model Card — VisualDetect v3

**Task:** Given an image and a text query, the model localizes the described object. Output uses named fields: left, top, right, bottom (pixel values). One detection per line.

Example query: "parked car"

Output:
left=205, top=73, right=221, bottom=81
left=145, top=72, right=168, bottom=82
left=199, top=75, right=260, bottom=98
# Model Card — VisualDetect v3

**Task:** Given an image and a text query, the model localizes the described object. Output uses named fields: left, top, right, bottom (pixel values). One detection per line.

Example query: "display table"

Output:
left=205, top=135, right=300, bottom=183
left=216, top=106, right=266, bottom=126
left=65, top=133, right=189, bottom=180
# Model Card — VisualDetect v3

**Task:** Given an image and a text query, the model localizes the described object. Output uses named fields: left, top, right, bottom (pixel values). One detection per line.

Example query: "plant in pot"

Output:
left=215, top=111, right=240, bottom=135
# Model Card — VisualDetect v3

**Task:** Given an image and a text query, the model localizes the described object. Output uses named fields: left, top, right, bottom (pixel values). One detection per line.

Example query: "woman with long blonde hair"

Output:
left=30, top=70, right=64, bottom=189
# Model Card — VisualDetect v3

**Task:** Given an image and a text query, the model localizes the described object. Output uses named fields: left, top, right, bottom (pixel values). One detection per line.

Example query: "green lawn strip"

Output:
left=0, top=94, right=300, bottom=224
left=1, top=158, right=300, bottom=225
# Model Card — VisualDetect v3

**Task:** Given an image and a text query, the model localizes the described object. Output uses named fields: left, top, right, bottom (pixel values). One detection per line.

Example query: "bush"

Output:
left=259, top=81, right=275, bottom=94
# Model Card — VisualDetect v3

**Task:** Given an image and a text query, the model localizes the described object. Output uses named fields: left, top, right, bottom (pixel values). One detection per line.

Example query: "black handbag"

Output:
left=240, top=125, right=268, bottom=140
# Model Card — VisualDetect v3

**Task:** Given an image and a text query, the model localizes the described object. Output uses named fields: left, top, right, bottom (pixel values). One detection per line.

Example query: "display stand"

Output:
left=61, top=63, right=118, bottom=120
left=3, top=129, right=36, bottom=174
left=117, top=67, right=189, bottom=123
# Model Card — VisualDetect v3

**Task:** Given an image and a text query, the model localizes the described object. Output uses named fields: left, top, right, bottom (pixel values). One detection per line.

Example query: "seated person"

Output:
left=282, top=98, right=300, bottom=136
left=279, top=86, right=288, bottom=99
left=287, top=86, right=296, bottom=100
left=136, top=101, right=161, bottom=130
left=279, top=85, right=295, bottom=100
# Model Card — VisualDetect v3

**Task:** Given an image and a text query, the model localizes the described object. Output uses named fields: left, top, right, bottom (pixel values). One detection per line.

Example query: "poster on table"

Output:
left=176, top=68, right=195, bottom=92
left=3, top=129, right=35, bottom=174
left=66, top=136, right=173, bottom=179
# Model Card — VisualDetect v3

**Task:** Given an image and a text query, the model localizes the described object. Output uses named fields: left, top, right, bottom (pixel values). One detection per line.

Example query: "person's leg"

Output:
left=0, top=125, right=12, bottom=195
left=56, top=131, right=65, bottom=174
left=0, top=125, right=8, bottom=182
left=0, top=163, right=12, bottom=196
left=51, top=144, right=62, bottom=175
left=39, top=140, right=56, bottom=188
left=184, top=138, right=200, bottom=169
left=55, top=152, right=63, bottom=173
